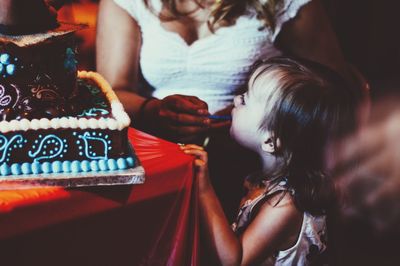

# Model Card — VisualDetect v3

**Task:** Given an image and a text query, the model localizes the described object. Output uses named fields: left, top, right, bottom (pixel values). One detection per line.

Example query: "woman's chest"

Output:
left=140, top=13, right=275, bottom=64
left=159, top=4, right=213, bottom=46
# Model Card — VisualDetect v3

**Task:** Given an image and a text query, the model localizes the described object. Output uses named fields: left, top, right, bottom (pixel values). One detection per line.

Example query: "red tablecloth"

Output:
left=0, top=128, right=198, bottom=266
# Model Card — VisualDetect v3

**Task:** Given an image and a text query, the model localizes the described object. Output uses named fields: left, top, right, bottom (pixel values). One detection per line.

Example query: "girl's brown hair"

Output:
left=143, top=0, right=282, bottom=32
left=250, top=57, right=360, bottom=215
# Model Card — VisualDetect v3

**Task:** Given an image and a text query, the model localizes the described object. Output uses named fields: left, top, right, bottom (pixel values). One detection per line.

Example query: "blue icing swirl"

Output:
left=28, top=135, right=67, bottom=162
left=76, top=132, right=111, bottom=160
left=78, top=108, right=109, bottom=117
left=0, top=135, right=25, bottom=164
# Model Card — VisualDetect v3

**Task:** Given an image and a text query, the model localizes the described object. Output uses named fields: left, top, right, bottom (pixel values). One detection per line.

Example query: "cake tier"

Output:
left=0, top=34, right=77, bottom=120
left=0, top=71, right=135, bottom=176
left=0, top=128, right=136, bottom=176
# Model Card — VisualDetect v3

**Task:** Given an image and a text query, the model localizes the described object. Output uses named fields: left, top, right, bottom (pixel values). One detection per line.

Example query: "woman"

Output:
left=96, top=0, right=353, bottom=220
left=96, top=0, right=351, bottom=140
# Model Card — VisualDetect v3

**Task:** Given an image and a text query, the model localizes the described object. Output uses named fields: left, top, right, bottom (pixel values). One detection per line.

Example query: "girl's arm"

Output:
left=182, top=145, right=302, bottom=265
left=276, top=0, right=354, bottom=84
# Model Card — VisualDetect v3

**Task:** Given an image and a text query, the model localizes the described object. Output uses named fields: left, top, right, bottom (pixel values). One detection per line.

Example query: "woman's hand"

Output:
left=180, top=144, right=212, bottom=194
left=145, top=95, right=211, bottom=143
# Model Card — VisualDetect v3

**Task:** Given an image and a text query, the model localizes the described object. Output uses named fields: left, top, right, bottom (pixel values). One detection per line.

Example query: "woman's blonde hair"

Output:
left=143, top=0, right=282, bottom=32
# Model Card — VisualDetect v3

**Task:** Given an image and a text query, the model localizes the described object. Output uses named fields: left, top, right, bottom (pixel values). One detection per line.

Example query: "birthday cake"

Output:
left=0, top=2, right=138, bottom=179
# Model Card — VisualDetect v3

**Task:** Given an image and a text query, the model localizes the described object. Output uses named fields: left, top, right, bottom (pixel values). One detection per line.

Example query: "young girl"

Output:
left=181, top=57, right=358, bottom=265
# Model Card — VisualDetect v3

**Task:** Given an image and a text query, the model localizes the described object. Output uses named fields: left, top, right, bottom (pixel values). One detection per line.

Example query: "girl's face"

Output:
left=230, top=73, right=279, bottom=152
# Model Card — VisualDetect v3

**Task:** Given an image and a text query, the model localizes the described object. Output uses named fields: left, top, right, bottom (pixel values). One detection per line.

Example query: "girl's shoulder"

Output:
left=243, top=177, right=294, bottom=217
left=233, top=180, right=300, bottom=234
left=240, top=190, right=304, bottom=258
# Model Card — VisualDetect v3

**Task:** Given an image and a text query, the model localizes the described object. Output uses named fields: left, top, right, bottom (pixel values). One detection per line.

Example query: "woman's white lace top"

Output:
left=113, top=0, right=312, bottom=113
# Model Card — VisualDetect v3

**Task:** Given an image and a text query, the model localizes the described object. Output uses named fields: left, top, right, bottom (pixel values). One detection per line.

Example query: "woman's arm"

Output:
left=96, top=0, right=146, bottom=118
left=276, top=0, right=353, bottom=83
left=96, top=0, right=210, bottom=142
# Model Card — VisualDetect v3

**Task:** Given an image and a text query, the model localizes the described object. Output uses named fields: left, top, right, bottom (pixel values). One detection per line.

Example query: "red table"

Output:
left=0, top=128, right=199, bottom=266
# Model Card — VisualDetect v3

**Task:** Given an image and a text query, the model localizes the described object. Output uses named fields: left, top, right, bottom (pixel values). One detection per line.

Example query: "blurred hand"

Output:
left=329, top=96, right=400, bottom=232
left=180, top=144, right=211, bottom=194
left=145, top=94, right=210, bottom=143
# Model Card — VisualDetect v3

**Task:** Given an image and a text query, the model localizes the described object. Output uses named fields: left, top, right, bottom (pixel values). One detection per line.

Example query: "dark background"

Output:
left=324, top=0, right=400, bottom=98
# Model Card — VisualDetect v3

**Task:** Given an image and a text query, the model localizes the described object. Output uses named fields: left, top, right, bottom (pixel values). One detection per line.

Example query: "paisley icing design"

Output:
left=74, top=131, right=111, bottom=160
left=31, top=86, right=60, bottom=101
left=0, top=134, right=26, bottom=164
left=77, top=108, right=109, bottom=117
left=28, top=134, right=68, bottom=162
left=0, top=84, right=21, bottom=109
left=29, top=74, right=62, bottom=101
left=0, top=85, right=11, bottom=107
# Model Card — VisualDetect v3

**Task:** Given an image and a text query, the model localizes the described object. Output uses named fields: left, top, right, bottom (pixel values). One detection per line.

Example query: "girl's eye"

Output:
left=240, top=94, right=246, bottom=105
